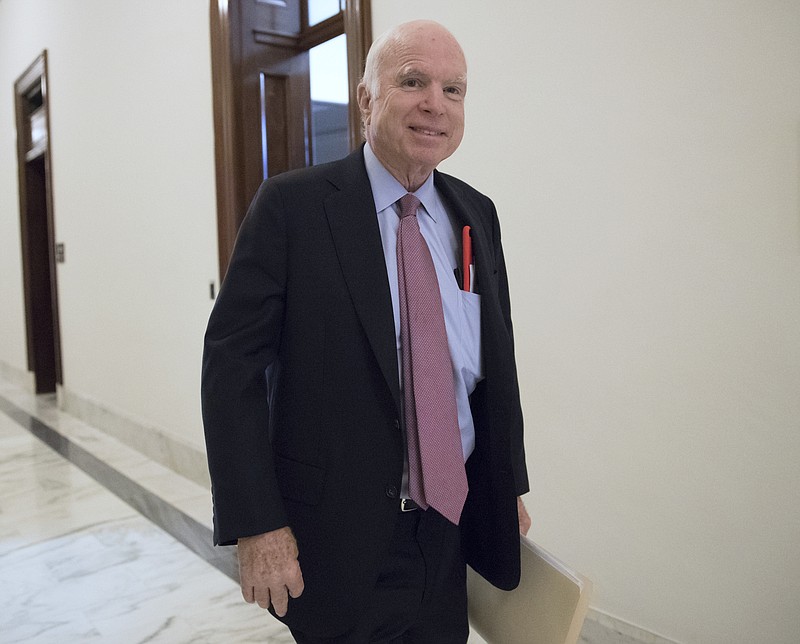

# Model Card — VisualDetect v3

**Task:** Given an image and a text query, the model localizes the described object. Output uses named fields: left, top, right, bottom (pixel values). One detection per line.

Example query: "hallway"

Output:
left=0, top=379, right=294, bottom=643
left=0, top=375, right=640, bottom=644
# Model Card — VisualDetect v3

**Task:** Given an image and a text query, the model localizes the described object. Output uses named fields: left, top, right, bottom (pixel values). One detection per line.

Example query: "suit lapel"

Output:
left=320, top=159, right=497, bottom=417
left=323, top=151, right=401, bottom=413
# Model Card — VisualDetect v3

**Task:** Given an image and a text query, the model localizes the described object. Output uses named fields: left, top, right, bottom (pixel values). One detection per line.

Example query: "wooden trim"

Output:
left=14, top=70, right=36, bottom=374
left=298, top=13, right=344, bottom=50
left=249, top=2, right=347, bottom=47
left=210, top=0, right=244, bottom=278
left=252, top=31, right=300, bottom=47
left=344, top=0, right=371, bottom=151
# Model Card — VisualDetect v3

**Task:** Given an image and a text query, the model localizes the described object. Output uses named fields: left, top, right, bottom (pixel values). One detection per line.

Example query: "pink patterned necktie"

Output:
left=396, top=193, right=469, bottom=525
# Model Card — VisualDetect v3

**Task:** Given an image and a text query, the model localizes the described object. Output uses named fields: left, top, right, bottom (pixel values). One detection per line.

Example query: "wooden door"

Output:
left=210, top=0, right=371, bottom=278
left=14, top=52, right=62, bottom=394
left=239, top=0, right=313, bottom=203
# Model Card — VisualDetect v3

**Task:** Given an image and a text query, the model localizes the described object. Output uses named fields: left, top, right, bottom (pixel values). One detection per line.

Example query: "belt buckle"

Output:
left=400, top=498, right=418, bottom=512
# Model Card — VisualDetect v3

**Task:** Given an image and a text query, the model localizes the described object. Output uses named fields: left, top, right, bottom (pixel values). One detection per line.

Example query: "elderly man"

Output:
left=202, top=19, right=530, bottom=643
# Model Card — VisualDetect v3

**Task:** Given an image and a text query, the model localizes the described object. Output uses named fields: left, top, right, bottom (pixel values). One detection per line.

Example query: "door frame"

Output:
left=209, top=0, right=371, bottom=278
left=14, top=50, right=63, bottom=393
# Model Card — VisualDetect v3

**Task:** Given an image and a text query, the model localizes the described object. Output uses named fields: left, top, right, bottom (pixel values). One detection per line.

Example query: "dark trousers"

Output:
left=290, top=508, right=469, bottom=643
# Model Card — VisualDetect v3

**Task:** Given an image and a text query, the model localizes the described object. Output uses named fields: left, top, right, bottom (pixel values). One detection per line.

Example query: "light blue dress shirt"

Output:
left=363, top=144, right=484, bottom=495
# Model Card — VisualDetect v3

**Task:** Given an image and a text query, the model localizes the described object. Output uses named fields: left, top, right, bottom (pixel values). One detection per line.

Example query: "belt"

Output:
left=400, top=498, right=420, bottom=512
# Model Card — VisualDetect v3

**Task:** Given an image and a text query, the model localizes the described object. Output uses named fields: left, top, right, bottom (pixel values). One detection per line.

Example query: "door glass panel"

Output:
left=307, top=0, right=343, bottom=26
left=309, top=34, right=349, bottom=165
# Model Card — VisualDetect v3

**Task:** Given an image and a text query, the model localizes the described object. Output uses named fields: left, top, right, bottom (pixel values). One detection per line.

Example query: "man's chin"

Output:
left=407, top=145, right=456, bottom=170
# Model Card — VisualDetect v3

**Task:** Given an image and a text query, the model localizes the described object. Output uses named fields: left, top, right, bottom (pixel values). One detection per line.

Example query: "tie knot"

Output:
left=398, top=193, right=421, bottom=219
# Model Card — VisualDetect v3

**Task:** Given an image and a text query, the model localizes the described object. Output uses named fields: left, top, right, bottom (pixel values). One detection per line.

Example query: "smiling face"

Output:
left=358, top=21, right=467, bottom=191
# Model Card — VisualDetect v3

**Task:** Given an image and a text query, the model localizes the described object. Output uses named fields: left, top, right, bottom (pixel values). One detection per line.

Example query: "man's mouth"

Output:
left=409, top=126, right=445, bottom=137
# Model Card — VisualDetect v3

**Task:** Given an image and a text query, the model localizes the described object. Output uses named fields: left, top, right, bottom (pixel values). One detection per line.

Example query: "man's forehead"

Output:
left=391, top=58, right=467, bottom=84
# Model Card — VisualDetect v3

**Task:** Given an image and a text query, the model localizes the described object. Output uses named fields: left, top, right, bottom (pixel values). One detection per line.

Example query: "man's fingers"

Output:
left=254, top=586, right=272, bottom=610
left=270, top=585, right=290, bottom=616
left=517, top=496, right=532, bottom=536
left=237, top=527, right=302, bottom=615
left=241, top=584, right=255, bottom=604
left=287, top=570, right=305, bottom=599
left=244, top=581, right=297, bottom=615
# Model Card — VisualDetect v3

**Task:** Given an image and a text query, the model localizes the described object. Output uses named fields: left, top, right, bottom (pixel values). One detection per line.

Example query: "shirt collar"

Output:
left=364, top=143, right=438, bottom=222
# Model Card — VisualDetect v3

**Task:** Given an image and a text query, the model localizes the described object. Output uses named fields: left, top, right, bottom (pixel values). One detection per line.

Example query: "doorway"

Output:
left=14, top=51, right=62, bottom=394
left=210, top=0, right=371, bottom=277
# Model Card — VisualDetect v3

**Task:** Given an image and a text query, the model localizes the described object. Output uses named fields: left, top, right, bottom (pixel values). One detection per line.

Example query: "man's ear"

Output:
left=356, top=83, right=371, bottom=124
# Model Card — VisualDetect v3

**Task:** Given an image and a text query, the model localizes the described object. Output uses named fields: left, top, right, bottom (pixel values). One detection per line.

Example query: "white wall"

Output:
left=1, top=1, right=799, bottom=642
left=373, top=2, right=800, bottom=643
left=0, top=0, right=218, bottom=447
left=0, top=1, right=31, bottom=373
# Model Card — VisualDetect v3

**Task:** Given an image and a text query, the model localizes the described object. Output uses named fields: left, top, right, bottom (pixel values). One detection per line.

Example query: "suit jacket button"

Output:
left=393, top=419, right=400, bottom=430
left=385, top=485, right=398, bottom=499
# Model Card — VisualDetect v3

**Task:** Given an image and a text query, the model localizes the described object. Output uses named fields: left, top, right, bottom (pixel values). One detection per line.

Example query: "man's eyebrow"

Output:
left=396, top=67, right=467, bottom=86
left=397, top=66, right=428, bottom=80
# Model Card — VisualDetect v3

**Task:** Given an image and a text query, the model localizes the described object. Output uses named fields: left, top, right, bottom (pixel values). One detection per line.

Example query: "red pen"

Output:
left=461, top=226, right=473, bottom=292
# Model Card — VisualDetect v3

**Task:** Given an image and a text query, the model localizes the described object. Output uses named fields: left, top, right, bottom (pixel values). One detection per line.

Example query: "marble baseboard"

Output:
left=581, top=609, right=681, bottom=644
left=0, top=360, right=35, bottom=394
left=59, top=385, right=211, bottom=489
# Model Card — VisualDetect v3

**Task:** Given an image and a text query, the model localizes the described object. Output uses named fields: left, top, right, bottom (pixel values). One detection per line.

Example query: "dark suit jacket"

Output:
left=202, top=147, right=528, bottom=637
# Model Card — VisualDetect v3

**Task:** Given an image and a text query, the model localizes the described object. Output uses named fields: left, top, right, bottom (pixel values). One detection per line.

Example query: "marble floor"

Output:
left=0, top=377, right=632, bottom=644
left=0, top=384, right=295, bottom=643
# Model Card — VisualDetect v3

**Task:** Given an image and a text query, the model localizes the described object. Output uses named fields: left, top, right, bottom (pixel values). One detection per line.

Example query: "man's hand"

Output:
left=237, top=527, right=304, bottom=617
left=517, top=496, right=531, bottom=536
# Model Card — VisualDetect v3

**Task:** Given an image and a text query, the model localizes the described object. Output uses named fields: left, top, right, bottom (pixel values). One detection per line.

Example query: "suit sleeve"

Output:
left=201, top=181, right=290, bottom=545
left=489, top=202, right=530, bottom=497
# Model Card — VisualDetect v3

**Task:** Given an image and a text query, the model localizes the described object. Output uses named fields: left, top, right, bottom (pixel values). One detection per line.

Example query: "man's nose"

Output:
left=420, top=85, right=446, bottom=115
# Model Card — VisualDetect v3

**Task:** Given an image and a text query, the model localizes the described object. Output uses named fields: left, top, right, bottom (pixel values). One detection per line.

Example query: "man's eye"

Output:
left=402, top=79, right=421, bottom=88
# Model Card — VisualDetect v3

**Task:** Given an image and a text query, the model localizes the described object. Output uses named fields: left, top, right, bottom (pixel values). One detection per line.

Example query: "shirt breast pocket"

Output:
left=459, top=290, right=483, bottom=388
